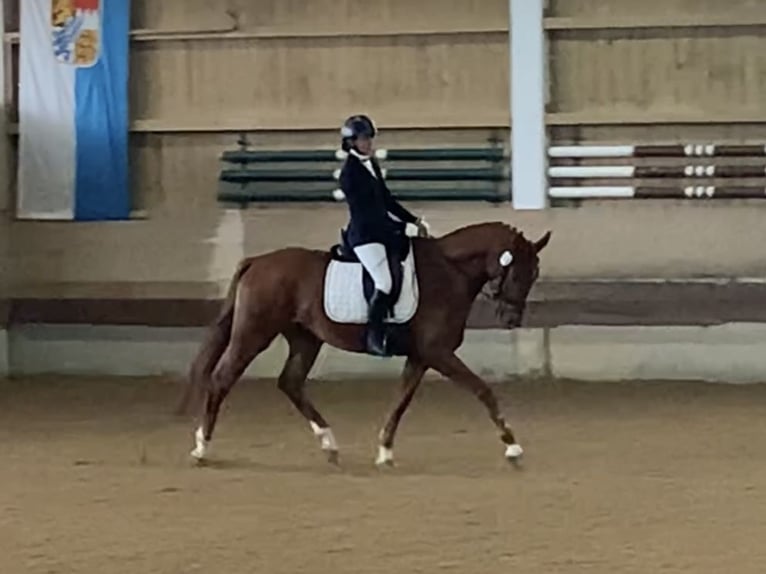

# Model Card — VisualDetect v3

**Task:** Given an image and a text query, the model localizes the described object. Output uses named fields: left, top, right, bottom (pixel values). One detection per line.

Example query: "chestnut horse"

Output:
left=178, top=221, right=551, bottom=466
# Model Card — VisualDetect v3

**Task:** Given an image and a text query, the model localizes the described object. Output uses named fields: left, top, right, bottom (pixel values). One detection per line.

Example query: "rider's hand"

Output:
left=416, top=217, right=431, bottom=238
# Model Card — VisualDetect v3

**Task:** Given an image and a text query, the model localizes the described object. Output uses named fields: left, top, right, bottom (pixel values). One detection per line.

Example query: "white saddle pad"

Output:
left=323, top=248, right=419, bottom=324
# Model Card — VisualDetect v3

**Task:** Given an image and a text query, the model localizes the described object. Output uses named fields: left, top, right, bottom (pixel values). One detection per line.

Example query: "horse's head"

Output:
left=483, top=226, right=551, bottom=327
left=437, top=221, right=552, bottom=327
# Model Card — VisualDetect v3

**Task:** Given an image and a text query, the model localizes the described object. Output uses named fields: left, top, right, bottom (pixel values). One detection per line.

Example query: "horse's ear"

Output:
left=534, top=231, right=552, bottom=253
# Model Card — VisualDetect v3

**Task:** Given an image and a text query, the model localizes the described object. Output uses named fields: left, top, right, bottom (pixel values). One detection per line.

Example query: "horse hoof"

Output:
left=504, top=443, right=524, bottom=466
left=375, top=446, right=395, bottom=467
left=191, top=427, right=208, bottom=464
left=189, top=450, right=206, bottom=465
left=326, top=450, right=340, bottom=466
left=504, top=443, right=523, bottom=458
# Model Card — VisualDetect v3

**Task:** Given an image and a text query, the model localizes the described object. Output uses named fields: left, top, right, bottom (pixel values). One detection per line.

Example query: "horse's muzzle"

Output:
left=495, top=301, right=524, bottom=328
left=506, top=311, right=524, bottom=328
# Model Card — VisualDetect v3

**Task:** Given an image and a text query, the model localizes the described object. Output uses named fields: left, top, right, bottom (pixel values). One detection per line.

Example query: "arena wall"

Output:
left=7, top=322, right=766, bottom=384
left=2, top=1, right=766, bottom=381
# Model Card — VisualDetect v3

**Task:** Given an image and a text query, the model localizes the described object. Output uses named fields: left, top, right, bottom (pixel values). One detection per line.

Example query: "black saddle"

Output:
left=329, top=228, right=411, bottom=312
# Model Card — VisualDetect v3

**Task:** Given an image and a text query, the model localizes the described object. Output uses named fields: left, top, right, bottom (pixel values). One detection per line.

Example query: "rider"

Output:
left=338, top=114, right=430, bottom=356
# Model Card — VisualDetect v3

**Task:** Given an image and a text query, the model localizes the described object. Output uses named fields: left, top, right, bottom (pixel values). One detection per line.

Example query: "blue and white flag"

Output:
left=18, top=0, right=130, bottom=220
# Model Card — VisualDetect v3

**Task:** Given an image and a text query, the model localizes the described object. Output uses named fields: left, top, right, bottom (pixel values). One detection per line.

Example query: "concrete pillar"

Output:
left=510, top=0, right=547, bottom=210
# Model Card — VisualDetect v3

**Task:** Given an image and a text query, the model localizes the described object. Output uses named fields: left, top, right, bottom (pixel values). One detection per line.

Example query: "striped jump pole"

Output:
left=549, top=186, right=766, bottom=199
left=547, top=143, right=766, bottom=199
left=548, top=144, right=766, bottom=158
left=548, top=165, right=766, bottom=179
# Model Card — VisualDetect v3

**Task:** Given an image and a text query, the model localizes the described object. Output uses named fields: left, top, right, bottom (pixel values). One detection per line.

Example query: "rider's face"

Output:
left=355, top=136, right=374, bottom=156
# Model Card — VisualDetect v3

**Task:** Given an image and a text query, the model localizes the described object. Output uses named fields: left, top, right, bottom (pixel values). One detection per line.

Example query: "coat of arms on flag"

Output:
left=51, top=0, right=101, bottom=67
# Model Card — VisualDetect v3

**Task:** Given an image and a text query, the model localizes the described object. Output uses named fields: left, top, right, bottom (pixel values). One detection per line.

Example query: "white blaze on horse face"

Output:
left=499, top=250, right=514, bottom=267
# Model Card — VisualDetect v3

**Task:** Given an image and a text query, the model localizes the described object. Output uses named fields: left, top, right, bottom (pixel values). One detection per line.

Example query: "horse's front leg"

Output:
left=429, top=352, right=523, bottom=463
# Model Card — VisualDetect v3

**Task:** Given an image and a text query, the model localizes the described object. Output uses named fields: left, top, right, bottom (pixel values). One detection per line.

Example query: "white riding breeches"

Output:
left=353, top=243, right=392, bottom=294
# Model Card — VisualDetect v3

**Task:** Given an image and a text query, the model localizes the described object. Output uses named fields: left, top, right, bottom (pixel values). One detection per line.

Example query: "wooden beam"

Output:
left=5, top=12, right=763, bottom=42
left=6, top=13, right=762, bottom=42
left=9, top=280, right=766, bottom=328
left=8, top=110, right=766, bottom=136
left=7, top=111, right=512, bottom=135
left=545, top=13, right=766, bottom=31
left=3, top=25, right=509, bottom=45
left=547, top=110, right=766, bottom=126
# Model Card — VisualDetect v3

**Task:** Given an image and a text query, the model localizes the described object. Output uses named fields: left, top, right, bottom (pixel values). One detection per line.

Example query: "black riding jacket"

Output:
left=339, top=151, right=417, bottom=248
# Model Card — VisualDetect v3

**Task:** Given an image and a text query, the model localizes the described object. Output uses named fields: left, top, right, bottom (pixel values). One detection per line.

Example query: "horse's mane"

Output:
left=436, top=221, right=518, bottom=262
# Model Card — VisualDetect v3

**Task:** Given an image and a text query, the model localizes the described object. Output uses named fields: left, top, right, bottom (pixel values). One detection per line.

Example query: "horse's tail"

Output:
left=174, top=258, right=252, bottom=416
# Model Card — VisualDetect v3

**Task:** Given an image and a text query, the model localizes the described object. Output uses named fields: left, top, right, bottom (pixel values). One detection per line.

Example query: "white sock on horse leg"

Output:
left=504, top=443, right=524, bottom=459
left=310, top=421, right=338, bottom=451
left=190, top=426, right=207, bottom=459
left=376, top=445, right=394, bottom=465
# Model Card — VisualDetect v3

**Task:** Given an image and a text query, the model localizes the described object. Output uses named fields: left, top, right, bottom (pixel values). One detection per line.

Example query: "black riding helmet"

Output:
left=340, top=114, right=376, bottom=152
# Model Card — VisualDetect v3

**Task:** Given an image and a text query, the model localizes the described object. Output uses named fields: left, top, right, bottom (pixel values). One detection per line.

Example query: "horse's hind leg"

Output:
left=376, top=358, right=426, bottom=466
left=276, top=327, right=338, bottom=463
left=191, top=330, right=277, bottom=462
left=430, top=352, right=523, bottom=463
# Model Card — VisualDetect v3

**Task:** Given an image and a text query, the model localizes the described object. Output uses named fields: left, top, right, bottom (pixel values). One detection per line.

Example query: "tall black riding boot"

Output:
left=365, top=289, right=391, bottom=357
